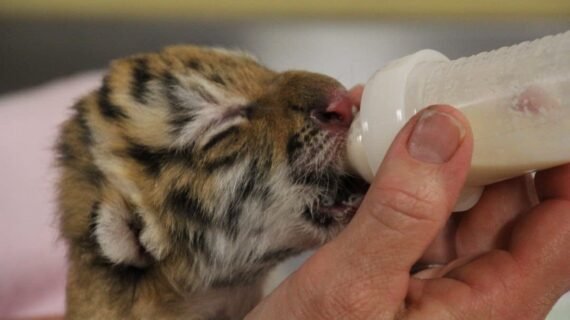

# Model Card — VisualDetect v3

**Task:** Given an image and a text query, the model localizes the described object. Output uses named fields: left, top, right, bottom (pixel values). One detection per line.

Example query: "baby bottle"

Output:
left=347, top=30, right=570, bottom=211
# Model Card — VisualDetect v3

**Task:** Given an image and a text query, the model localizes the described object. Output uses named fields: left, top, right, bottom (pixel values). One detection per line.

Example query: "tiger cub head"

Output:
left=58, top=45, right=368, bottom=291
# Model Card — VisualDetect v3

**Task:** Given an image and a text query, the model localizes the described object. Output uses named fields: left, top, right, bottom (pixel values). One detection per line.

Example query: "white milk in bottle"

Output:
left=347, top=30, right=570, bottom=211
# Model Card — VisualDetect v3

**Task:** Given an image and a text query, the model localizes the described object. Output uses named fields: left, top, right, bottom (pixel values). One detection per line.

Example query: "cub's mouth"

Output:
left=299, top=130, right=370, bottom=227
left=316, top=174, right=369, bottom=225
left=303, top=84, right=369, bottom=226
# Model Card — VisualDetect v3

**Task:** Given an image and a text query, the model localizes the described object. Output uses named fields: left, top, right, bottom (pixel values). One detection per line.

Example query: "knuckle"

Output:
left=477, top=250, right=519, bottom=291
left=368, top=185, right=443, bottom=230
left=322, top=279, right=384, bottom=320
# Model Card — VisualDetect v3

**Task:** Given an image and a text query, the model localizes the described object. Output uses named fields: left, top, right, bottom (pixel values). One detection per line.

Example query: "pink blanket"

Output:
left=0, top=72, right=101, bottom=317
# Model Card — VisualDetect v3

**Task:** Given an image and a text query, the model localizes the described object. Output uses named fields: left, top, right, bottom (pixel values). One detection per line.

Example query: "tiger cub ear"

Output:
left=93, top=202, right=162, bottom=267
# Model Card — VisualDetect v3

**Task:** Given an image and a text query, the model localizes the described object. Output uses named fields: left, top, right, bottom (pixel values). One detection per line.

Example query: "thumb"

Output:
left=334, top=104, right=473, bottom=274
left=247, top=105, right=473, bottom=320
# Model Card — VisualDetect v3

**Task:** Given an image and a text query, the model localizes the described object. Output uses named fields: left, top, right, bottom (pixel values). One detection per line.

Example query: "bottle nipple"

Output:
left=346, top=113, right=374, bottom=181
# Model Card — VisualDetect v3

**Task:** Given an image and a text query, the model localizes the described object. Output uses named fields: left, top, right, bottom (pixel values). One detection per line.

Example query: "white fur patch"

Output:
left=94, top=203, right=148, bottom=267
left=170, top=74, right=248, bottom=148
left=138, top=209, right=169, bottom=261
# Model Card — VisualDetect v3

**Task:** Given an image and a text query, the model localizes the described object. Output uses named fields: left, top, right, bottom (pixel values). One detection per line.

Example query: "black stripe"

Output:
left=73, top=101, right=93, bottom=146
left=127, top=213, right=152, bottom=261
left=224, top=159, right=266, bottom=238
left=241, top=175, right=256, bottom=199
left=77, top=202, right=100, bottom=251
left=98, top=78, right=128, bottom=120
left=259, top=187, right=273, bottom=211
left=258, top=152, right=273, bottom=178
left=256, top=248, right=299, bottom=264
left=242, top=157, right=267, bottom=198
left=87, top=204, right=147, bottom=300
left=187, top=229, right=212, bottom=263
left=190, top=230, right=207, bottom=253
left=202, top=126, right=239, bottom=151
left=169, top=114, right=196, bottom=136
left=186, top=59, right=202, bottom=71
left=165, top=187, right=211, bottom=226
left=127, top=143, right=168, bottom=176
left=90, top=255, right=147, bottom=298
left=289, top=104, right=305, bottom=113
left=131, top=58, right=152, bottom=104
left=308, top=128, right=319, bottom=137
left=225, top=203, right=241, bottom=240
left=204, top=152, right=240, bottom=172
left=240, top=105, right=255, bottom=120
left=57, top=120, right=105, bottom=186
left=127, top=142, right=194, bottom=176
left=127, top=214, right=144, bottom=240
left=83, top=164, right=106, bottom=187
left=88, top=201, right=100, bottom=238
left=193, top=84, right=218, bottom=104
left=55, top=140, right=75, bottom=165
left=76, top=112, right=93, bottom=147
left=163, top=70, right=194, bottom=135
left=162, top=71, right=185, bottom=112
left=78, top=201, right=101, bottom=251
left=286, top=133, right=303, bottom=164
left=210, top=74, right=226, bottom=86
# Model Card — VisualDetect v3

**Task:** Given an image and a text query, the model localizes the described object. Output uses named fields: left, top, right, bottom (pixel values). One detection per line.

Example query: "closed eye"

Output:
left=201, top=125, right=240, bottom=151
left=200, top=116, right=244, bottom=151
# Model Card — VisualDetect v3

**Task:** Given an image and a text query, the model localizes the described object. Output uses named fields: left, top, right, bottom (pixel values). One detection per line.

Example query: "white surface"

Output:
left=549, top=293, right=570, bottom=320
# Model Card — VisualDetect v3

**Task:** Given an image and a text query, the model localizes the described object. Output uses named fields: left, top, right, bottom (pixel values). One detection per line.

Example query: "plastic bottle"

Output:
left=347, top=30, right=570, bottom=211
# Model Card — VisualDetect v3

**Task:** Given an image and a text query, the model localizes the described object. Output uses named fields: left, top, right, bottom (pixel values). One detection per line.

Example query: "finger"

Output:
left=336, top=105, right=473, bottom=273
left=454, top=174, right=536, bottom=256
left=420, top=175, right=535, bottom=265
left=517, top=164, right=570, bottom=293
left=535, top=163, right=570, bottom=201
left=248, top=105, right=474, bottom=320
left=406, top=167, right=570, bottom=319
left=413, top=255, right=477, bottom=280
left=437, top=202, right=570, bottom=319
left=418, top=216, right=459, bottom=264
left=510, top=199, right=570, bottom=297
left=424, top=201, right=570, bottom=319
left=414, top=251, right=527, bottom=319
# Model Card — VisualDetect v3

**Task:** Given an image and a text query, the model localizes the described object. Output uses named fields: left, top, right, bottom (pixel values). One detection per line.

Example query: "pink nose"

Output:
left=310, top=93, right=355, bottom=129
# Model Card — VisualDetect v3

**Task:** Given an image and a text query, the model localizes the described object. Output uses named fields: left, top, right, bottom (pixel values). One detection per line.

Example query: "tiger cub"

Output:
left=56, top=45, right=368, bottom=319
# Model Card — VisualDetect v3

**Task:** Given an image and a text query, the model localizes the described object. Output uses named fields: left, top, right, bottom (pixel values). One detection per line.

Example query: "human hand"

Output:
left=246, top=102, right=570, bottom=319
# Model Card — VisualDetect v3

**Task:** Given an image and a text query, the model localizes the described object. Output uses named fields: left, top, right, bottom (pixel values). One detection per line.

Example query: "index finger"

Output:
left=535, top=164, right=570, bottom=201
